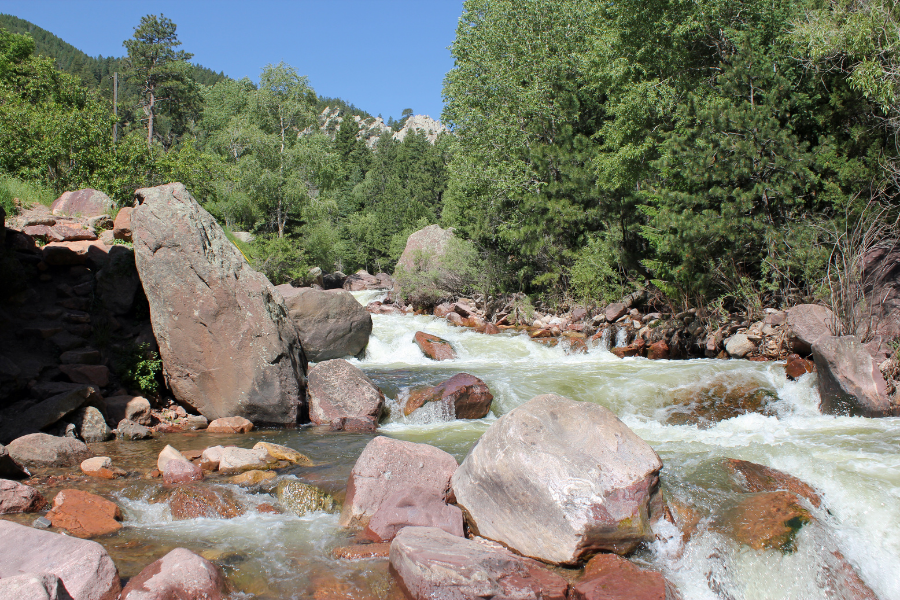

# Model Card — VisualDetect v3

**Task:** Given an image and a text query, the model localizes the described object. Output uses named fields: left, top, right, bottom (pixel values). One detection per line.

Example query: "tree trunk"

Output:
left=147, top=91, right=155, bottom=148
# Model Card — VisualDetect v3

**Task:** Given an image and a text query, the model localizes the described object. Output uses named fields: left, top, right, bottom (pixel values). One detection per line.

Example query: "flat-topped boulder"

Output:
left=340, top=436, right=458, bottom=528
left=451, top=394, right=662, bottom=564
left=207, top=416, right=254, bottom=433
left=46, top=489, right=123, bottom=538
left=51, top=188, right=114, bottom=218
left=308, top=359, right=384, bottom=429
left=276, top=285, right=372, bottom=362
left=813, top=335, right=897, bottom=417
left=132, top=183, right=307, bottom=424
left=0, top=520, right=121, bottom=600
left=390, top=526, right=568, bottom=600
left=404, top=373, right=493, bottom=419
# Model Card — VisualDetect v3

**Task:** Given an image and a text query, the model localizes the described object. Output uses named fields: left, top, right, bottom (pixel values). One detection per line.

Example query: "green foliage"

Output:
left=568, top=229, right=634, bottom=304
left=117, top=342, right=162, bottom=396
left=395, top=237, right=486, bottom=308
left=0, top=174, right=55, bottom=214
left=248, top=234, right=309, bottom=285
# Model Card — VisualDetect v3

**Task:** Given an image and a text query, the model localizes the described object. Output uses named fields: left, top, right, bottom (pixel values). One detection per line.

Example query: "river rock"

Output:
left=207, top=416, right=254, bottom=434
left=156, top=445, right=186, bottom=472
left=785, top=354, right=816, bottom=380
left=0, top=444, right=28, bottom=479
left=116, top=419, right=152, bottom=440
left=724, top=458, right=821, bottom=508
left=231, top=469, right=276, bottom=486
left=51, top=189, right=114, bottom=218
left=199, top=445, right=226, bottom=470
left=166, top=485, right=244, bottom=520
left=163, top=459, right=203, bottom=485
left=0, top=385, right=103, bottom=443
left=363, top=484, right=464, bottom=542
left=340, top=436, right=458, bottom=528
left=787, top=304, right=835, bottom=355
left=253, top=441, right=313, bottom=465
left=572, top=554, right=670, bottom=600
left=276, top=286, right=373, bottom=362
left=404, top=373, right=493, bottom=419
left=0, top=572, right=69, bottom=600
left=132, top=183, right=307, bottom=424
left=276, top=480, right=335, bottom=516
left=0, top=479, right=46, bottom=513
left=80, top=457, right=126, bottom=480
left=413, top=331, right=456, bottom=361
left=605, top=302, right=628, bottom=322
left=47, top=489, right=123, bottom=538
left=0, top=520, right=121, bottom=600
left=332, top=543, right=391, bottom=559
left=395, top=224, right=455, bottom=273
left=390, top=526, right=568, bottom=600
left=74, top=406, right=113, bottom=442
left=217, top=446, right=270, bottom=473
left=451, top=393, right=662, bottom=564
left=7, top=433, right=93, bottom=468
left=725, top=333, right=756, bottom=358
left=105, top=395, right=151, bottom=427
left=308, top=359, right=384, bottom=429
left=666, top=372, right=778, bottom=427
left=113, top=207, right=132, bottom=241
left=813, top=335, right=897, bottom=417
left=714, top=491, right=811, bottom=552
left=121, top=547, right=227, bottom=600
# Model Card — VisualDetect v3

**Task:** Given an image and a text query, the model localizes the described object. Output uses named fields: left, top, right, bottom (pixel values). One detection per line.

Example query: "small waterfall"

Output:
left=615, top=326, right=629, bottom=348
left=598, top=327, right=612, bottom=350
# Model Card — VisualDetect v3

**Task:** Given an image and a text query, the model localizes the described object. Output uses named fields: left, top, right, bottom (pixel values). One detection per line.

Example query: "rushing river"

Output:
left=15, top=294, right=900, bottom=599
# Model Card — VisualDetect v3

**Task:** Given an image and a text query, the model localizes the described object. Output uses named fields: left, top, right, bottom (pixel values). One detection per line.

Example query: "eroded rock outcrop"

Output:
left=451, top=394, right=663, bottom=564
left=276, top=285, right=372, bottom=362
left=813, top=335, right=897, bottom=417
left=132, top=183, right=307, bottom=424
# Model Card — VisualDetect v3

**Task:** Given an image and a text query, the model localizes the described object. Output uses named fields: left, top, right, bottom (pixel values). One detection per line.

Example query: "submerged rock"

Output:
left=308, top=359, right=384, bottom=429
left=404, top=373, right=493, bottom=419
left=121, top=547, right=227, bottom=600
left=714, top=491, right=811, bottom=552
left=573, top=553, right=672, bottom=600
left=665, top=373, right=778, bottom=427
left=812, top=335, right=897, bottom=417
left=340, top=436, right=458, bottom=529
left=253, top=441, right=313, bottom=465
left=0, top=520, right=121, bottom=600
left=724, top=458, right=821, bottom=508
left=277, top=286, right=373, bottom=362
left=166, top=485, right=245, bottom=520
left=163, top=459, right=203, bottom=485
left=276, top=480, right=335, bottom=516
left=132, top=183, right=307, bottom=424
left=390, top=526, right=568, bottom=600
left=451, top=393, right=662, bottom=564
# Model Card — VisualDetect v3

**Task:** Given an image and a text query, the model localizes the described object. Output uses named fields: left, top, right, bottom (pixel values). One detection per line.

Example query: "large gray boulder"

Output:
left=7, top=433, right=93, bottom=468
left=132, top=183, right=307, bottom=424
left=0, top=520, right=121, bottom=600
left=451, top=394, right=662, bottom=565
left=276, top=285, right=372, bottom=362
left=395, top=224, right=455, bottom=274
left=390, top=526, right=568, bottom=600
left=812, top=335, right=898, bottom=417
left=787, top=304, right=835, bottom=355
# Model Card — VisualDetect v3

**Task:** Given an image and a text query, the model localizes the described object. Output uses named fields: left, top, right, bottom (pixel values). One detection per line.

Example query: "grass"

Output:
left=0, top=174, right=56, bottom=216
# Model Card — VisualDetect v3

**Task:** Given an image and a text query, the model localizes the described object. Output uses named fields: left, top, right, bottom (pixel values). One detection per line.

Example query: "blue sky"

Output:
left=0, top=0, right=463, bottom=121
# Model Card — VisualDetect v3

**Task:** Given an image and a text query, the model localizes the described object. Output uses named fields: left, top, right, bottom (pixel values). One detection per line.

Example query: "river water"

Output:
left=20, top=295, right=900, bottom=599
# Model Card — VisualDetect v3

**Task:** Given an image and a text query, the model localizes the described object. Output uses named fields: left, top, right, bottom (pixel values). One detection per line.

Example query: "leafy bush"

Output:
left=248, top=234, right=309, bottom=285
left=117, top=342, right=162, bottom=396
left=395, top=236, right=485, bottom=308
left=568, top=230, right=635, bottom=304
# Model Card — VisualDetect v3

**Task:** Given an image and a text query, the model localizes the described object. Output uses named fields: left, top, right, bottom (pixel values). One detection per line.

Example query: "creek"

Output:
left=14, top=292, right=900, bottom=599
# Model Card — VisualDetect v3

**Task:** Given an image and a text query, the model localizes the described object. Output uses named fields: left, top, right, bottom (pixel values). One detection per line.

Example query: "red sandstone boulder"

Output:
left=48, top=224, right=97, bottom=242
left=813, top=335, right=897, bottom=417
left=207, top=416, right=254, bottom=433
left=342, top=270, right=381, bottom=291
left=339, top=436, right=458, bottom=528
left=572, top=554, right=670, bottom=600
left=105, top=395, right=152, bottom=426
left=0, top=572, right=70, bottom=600
left=113, top=206, right=133, bottom=241
left=647, top=340, right=670, bottom=360
left=363, top=485, right=464, bottom=542
left=723, top=458, right=821, bottom=508
left=714, top=491, right=811, bottom=551
left=0, top=520, right=121, bottom=600
left=413, top=331, right=456, bottom=361
left=163, top=459, right=203, bottom=484
left=787, top=304, right=835, bottom=355
left=433, top=303, right=453, bottom=318
left=605, top=302, right=628, bottom=322
left=308, top=359, right=384, bottom=429
left=404, top=373, right=493, bottom=419
left=451, top=394, right=662, bottom=564
left=132, top=183, right=307, bottom=424
left=483, top=323, right=501, bottom=335
left=785, top=353, right=816, bottom=380
left=157, top=445, right=188, bottom=472
left=0, top=479, right=46, bottom=513
left=47, top=489, right=123, bottom=538
left=121, top=547, right=228, bottom=600
left=390, top=526, right=568, bottom=600
left=51, top=189, right=114, bottom=218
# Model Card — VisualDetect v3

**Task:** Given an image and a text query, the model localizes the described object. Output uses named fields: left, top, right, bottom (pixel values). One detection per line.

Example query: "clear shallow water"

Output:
left=18, top=304, right=900, bottom=599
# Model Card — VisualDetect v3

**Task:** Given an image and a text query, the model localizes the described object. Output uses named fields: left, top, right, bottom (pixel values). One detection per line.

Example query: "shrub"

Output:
left=117, top=343, right=162, bottom=396
left=247, top=234, right=309, bottom=285
left=395, top=236, right=485, bottom=308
